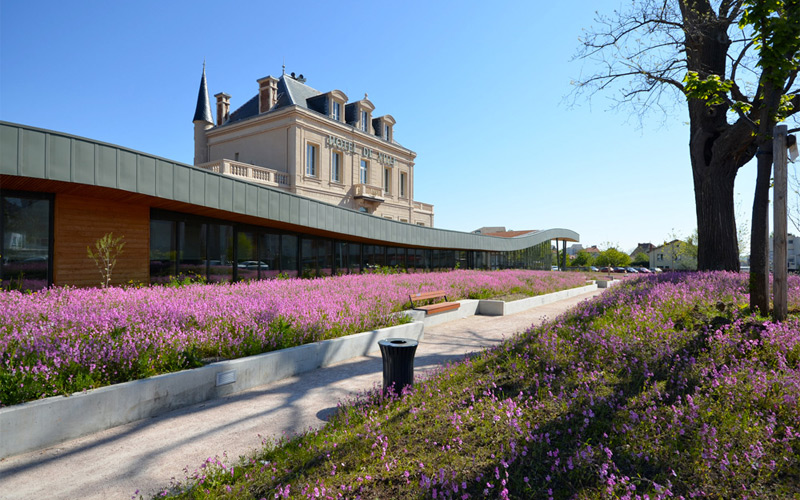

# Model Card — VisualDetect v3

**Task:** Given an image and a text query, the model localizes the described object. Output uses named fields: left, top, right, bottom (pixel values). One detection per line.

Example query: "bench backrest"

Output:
left=410, top=290, right=448, bottom=302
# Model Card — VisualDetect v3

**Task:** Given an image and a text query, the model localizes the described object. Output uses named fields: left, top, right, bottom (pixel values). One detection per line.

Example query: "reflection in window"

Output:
left=150, top=219, right=177, bottom=283
left=258, top=232, right=280, bottom=279
left=207, top=224, right=233, bottom=283
left=237, top=231, right=258, bottom=281
left=281, top=234, right=298, bottom=277
left=179, top=220, right=207, bottom=279
left=1, top=194, right=52, bottom=291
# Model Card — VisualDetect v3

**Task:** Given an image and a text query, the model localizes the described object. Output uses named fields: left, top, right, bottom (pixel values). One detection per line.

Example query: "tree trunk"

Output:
left=693, top=165, right=740, bottom=271
left=749, top=80, right=782, bottom=314
left=750, top=142, right=773, bottom=313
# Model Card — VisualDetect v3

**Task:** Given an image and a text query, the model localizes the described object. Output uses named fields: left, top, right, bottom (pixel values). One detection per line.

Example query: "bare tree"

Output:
left=572, top=0, right=800, bottom=308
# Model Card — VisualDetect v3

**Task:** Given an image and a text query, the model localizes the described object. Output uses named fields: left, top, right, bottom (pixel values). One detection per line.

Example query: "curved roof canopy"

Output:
left=0, top=121, right=579, bottom=250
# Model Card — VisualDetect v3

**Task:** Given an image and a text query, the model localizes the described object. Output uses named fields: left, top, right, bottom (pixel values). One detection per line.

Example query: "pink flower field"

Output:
left=0, top=270, right=587, bottom=407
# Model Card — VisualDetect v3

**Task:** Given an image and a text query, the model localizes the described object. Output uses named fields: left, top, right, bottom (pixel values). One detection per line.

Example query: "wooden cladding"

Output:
left=54, top=194, right=149, bottom=287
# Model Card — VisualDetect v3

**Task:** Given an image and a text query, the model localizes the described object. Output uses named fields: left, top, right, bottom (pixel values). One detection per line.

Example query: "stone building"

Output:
left=193, top=67, right=434, bottom=227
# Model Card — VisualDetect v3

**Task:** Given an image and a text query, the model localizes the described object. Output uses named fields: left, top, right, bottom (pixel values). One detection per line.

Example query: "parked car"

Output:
left=598, top=266, right=613, bottom=273
left=590, top=266, right=599, bottom=272
left=625, top=267, right=639, bottom=273
left=650, top=267, right=663, bottom=273
left=613, top=267, right=627, bottom=273
left=551, top=265, right=559, bottom=271
left=238, top=260, right=269, bottom=270
left=637, top=267, right=652, bottom=273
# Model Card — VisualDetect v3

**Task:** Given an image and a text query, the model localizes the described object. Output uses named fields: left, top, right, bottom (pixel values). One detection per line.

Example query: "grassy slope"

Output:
left=160, top=272, right=800, bottom=499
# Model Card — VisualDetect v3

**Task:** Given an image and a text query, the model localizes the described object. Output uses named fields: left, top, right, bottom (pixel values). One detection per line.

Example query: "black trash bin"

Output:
left=378, top=338, right=418, bottom=395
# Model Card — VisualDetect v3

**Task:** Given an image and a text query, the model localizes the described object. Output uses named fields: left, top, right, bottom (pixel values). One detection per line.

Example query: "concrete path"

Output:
left=0, top=289, right=603, bottom=500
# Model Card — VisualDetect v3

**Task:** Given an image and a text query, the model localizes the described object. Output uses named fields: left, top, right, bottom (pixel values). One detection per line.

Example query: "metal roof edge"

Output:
left=0, top=121, right=579, bottom=251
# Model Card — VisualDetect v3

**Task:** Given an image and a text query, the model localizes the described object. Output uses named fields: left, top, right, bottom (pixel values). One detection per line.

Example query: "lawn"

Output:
left=0, top=269, right=587, bottom=407
left=156, top=272, right=800, bottom=499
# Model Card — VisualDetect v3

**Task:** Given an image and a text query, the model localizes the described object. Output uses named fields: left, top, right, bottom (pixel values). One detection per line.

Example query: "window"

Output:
left=331, top=152, right=342, bottom=183
left=384, top=124, right=390, bottom=141
left=332, top=101, right=341, bottom=122
left=1, top=192, right=53, bottom=291
left=383, top=167, right=391, bottom=194
left=360, top=159, right=368, bottom=184
left=361, top=110, right=368, bottom=132
left=416, top=222, right=425, bottom=226
left=400, top=172, right=407, bottom=198
left=306, top=143, right=317, bottom=177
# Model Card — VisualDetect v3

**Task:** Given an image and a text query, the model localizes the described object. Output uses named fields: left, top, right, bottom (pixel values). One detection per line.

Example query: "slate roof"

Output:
left=193, top=65, right=213, bottom=123
left=215, top=73, right=404, bottom=147
left=225, top=74, right=323, bottom=126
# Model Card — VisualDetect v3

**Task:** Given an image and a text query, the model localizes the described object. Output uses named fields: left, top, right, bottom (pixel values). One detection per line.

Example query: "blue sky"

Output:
left=0, top=0, right=767, bottom=253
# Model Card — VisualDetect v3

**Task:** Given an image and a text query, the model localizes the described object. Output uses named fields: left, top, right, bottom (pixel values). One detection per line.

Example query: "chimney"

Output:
left=214, top=93, right=231, bottom=126
left=257, top=76, right=279, bottom=113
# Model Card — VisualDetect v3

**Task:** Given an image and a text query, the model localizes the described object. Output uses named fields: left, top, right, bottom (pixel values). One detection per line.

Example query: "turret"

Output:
left=193, top=63, right=213, bottom=165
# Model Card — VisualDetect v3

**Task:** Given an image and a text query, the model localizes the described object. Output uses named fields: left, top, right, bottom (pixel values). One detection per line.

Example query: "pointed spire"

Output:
left=193, top=61, right=213, bottom=123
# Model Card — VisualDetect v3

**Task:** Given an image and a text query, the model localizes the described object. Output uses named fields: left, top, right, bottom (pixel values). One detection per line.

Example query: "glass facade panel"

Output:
left=1, top=194, right=52, bottom=291
left=258, top=232, right=281, bottom=279
left=363, top=244, right=386, bottom=270
left=150, top=219, right=176, bottom=283
left=237, top=231, right=259, bottom=281
left=178, top=220, right=206, bottom=279
left=207, top=223, right=233, bottom=282
left=148, top=209, right=557, bottom=283
left=335, top=241, right=361, bottom=274
left=281, top=234, right=298, bottom=277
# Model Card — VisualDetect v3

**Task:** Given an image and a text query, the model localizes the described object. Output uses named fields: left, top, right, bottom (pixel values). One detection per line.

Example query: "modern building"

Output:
left=193, top=67, right=434, bottom=227
left=1, top=73, right=579, bottom=291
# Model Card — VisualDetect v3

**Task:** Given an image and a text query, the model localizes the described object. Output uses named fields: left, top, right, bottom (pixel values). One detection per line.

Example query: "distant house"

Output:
left=567, top=243, right=584, bottom=256
left=584, top=245, right=601, bottom=255
left=630, top=242, right=655, bottom=258
left=649, top=240, right=697, bottom=270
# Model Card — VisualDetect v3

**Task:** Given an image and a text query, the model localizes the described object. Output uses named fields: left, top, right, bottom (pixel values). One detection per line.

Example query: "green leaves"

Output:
left=683, top=72, right=733, bottom=106
left=740, top=0, right=800, bottom=85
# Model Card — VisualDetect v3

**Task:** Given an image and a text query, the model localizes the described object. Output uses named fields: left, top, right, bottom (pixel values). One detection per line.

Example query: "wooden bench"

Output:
left=409, top=290, right=460, bottom=315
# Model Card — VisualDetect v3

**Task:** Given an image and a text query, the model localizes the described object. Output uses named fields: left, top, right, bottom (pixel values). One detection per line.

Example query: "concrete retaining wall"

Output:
left=0, top=321, right=423, bottom=459
left=478, top=283, right=598, bottom=316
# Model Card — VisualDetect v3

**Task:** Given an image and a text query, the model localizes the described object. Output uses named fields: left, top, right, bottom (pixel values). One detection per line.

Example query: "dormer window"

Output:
left=332, top=101, right=341, bottom=122
left=372, top=115, right=396, bottom=143
left=361, top=110, right=368, bottom=132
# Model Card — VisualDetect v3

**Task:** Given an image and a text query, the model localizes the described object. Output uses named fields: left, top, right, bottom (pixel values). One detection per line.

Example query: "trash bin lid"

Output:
left=378, top=338, right=418, bottom=348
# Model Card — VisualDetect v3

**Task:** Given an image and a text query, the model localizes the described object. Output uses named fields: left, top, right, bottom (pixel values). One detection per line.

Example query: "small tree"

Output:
left=595, top=248, right=632, bottom=268
left=87, top=232, right=125, bottom=288
left=631, top=252, right=650, bottom=267
left=572, top=250, right=595, bottom=267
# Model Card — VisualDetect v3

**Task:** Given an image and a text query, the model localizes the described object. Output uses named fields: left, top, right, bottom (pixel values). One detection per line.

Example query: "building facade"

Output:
left=1, top=122, right=578, bottom=291
left=769, top=233, right=800, bottom=271
left=649, top=240, right=697, bottom=270
left=193, top=68, right=434, bottom=227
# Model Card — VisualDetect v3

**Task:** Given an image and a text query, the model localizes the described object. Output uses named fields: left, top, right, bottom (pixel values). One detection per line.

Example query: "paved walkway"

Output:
left=0, top=289, right=603, bottom=499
